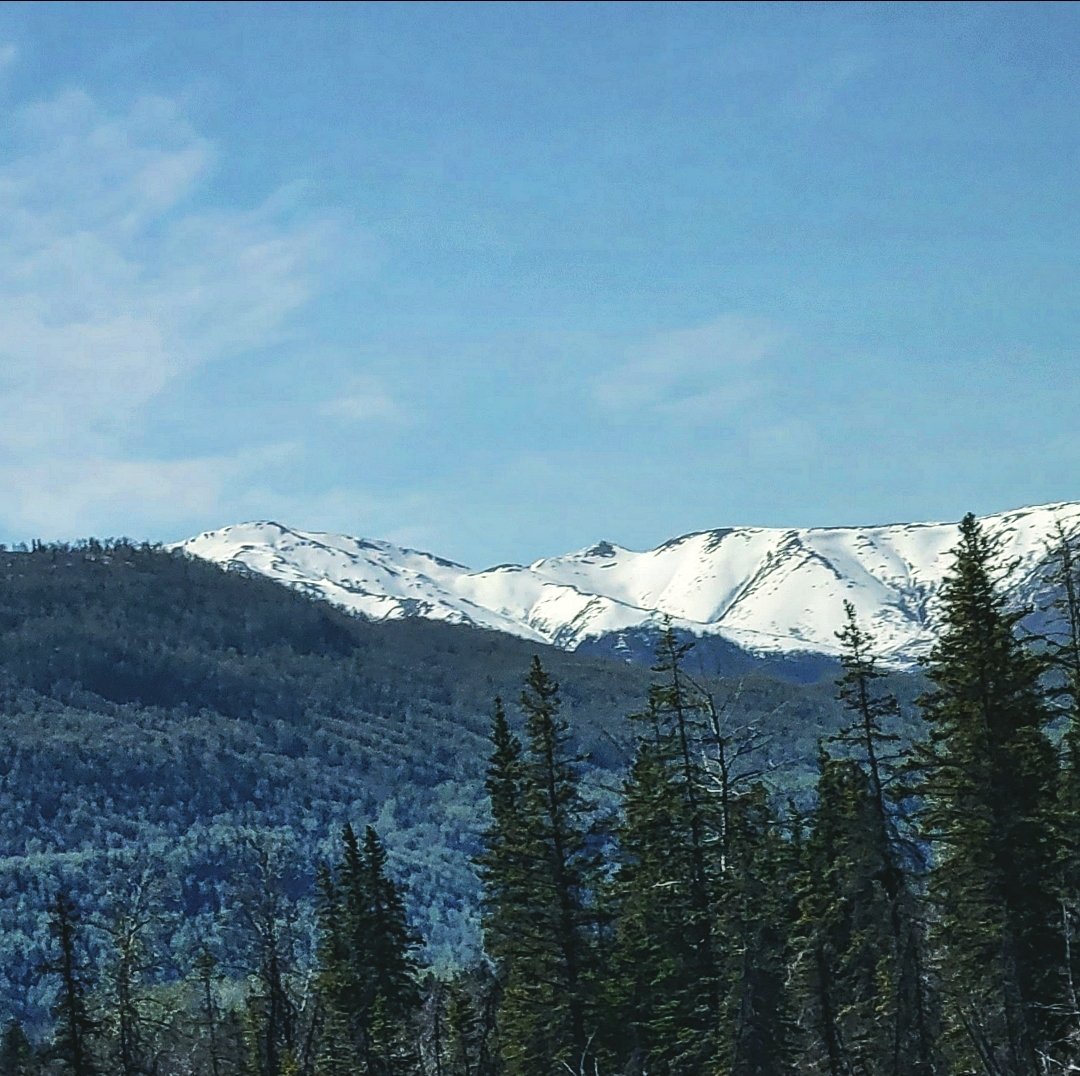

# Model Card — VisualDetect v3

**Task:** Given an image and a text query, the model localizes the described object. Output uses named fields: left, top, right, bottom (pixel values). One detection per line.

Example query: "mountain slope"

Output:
left=0, top=540, right=849, bottom=1025
left=177, top=502, right=1080, bottom=665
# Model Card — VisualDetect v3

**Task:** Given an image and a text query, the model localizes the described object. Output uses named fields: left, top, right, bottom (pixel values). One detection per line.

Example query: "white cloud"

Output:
left=0, top=89, right=339, bottom=536
left=0, top=43, right=16, bottom=71
left=594, top=314, right=786, bottom=420
left=320, top=375, right=404, bottom=423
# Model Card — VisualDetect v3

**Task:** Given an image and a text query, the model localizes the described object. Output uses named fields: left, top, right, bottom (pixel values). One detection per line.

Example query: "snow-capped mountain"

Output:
left=175, top=503, right=1080, bottom=667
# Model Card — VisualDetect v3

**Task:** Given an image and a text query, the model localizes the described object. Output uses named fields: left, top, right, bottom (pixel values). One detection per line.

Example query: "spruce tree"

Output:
left=192, top=946, right=225, bottom=1076
left=44, top=889, right=98, bottom=1076
left=918, top=513, right=1059, bottom=1073
left=809, top=602, right=936, bottom=1076
left=608, top=630, right=723, bottom=1074
left=315, top=824, right=422, bottom=1075
left=612, top=730, right=708, bottom=1072
left=483, top=657, right=599, bottom=1076
left=313, top=862, right=358, bottom=1076
left=1046, top=521, right=1080, bottom=1059
left=0, top=1021, right=37, bottom=1076
left=797, top=751, right=934, bottom=1076
left=717, top=785, right=796, bottom=1076
left=475, top=698, right=528, bottom=971
left=361, top=825, right=422, bottom=1072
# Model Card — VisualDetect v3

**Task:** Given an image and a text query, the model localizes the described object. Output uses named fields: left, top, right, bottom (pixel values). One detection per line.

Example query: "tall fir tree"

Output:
left=809, top=602, right=937, bottom=1076
left=1046, top=521, right=1080, bottom=1061
left=481, top=657, right=600, bottom=1076
left=44, top=890, right=98, bottom=1076
left=796, top=751, right=935, bottom=1076
left=361, top=824, right=422, bottom=1072
left=609, top=630, right=723, bottom=1074
left=918, top=513, right=1060, bottom=1074
left=475, top=698, right=529, bottom=972
left=716, top=785, right=797, bottom=1076
left=192, top=946, right=226, bottom=1076
left=0, top=1021, right=37, bottom=1076
left=314, top=823, right=422, bottom=1075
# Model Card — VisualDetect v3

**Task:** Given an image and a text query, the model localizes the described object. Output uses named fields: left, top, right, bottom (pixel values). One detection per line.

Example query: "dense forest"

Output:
left=0, top=536, right=852, bottom=1033
left=4, top=512, right=1079, bottom=1074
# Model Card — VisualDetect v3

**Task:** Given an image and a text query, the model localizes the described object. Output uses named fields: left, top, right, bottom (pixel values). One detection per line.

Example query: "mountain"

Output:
left=176, top=501, right=1080, bottom=666
left=0, top=539, right=851, bottom=1026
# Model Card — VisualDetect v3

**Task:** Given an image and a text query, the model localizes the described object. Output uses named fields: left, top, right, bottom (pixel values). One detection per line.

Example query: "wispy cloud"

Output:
left=0, top=89, right=338, bottom=537
left=320, top=375, right=405, bottom=424
left=594, top=315, right=787, bottom=421
left=0, top=43, right=16, bottom=72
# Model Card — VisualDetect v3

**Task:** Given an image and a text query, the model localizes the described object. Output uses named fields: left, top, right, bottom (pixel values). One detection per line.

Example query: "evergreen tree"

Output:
left=1045, top=521, right=1080, bottom=1061
left=0, top=1021, right=38, bottom=1076
left=609, top=630, right=723, bottom=1074
left=313, top=862, right=358, bottom=1076
left=444, top=970, right=498, bottom=1076
left=717, top=785, right=796, bottom=1076
left=797, top=751, right=934, bottom=1076
left=43, top=889, right=98, bottom=1076
left=314, top=824, right=422, bottom=1075
left=361, top=825, right=422, bottom=1072
left=918, top=513, right=1060, bottom=1073
left=611, top=730, right=707, bottom=1072
left=475, top=698, right=528, bottom=970
left=483, top=657, right=600, bottom=1076
left=192, top=946, right=226, bottom=1076
left=808, top=602, right=936, bottom=1076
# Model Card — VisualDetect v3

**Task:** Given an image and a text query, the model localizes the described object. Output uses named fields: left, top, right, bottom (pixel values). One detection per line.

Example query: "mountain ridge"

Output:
left=174, top=501, right=1080, bottom=667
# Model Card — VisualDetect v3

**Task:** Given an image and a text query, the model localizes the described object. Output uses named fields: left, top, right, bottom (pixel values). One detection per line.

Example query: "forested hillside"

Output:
left=4, top=516, right=1079, bottom=1075
left=0, top=540, right=852, bottom=1034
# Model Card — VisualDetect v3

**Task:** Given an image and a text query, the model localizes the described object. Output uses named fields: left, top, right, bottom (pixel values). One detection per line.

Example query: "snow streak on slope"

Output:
left=176, top=503, right=1080, bottom=666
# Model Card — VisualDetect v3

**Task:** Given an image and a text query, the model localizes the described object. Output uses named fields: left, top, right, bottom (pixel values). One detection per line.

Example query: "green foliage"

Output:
left=714, top=785, right=797, bottom=1076
left=315, top=825, right=422, bottom=1075
left=0, top=1021, right=38, bottom=1076
left=798, top=603, right=936, bottom=1076
left=43, top=892, right=97, bottom=1076
left=608, top=631, right=722, bottom=1074
left=918, top=514, right=1060, bottom=1073
left=479, top=658, right=602, bottom=1075
left=22, top=522, right=1080, bottom=1073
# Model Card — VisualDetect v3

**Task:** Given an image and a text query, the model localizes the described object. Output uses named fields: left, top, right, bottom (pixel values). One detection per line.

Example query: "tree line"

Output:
left=6, top=512, right=1080, bottom=1075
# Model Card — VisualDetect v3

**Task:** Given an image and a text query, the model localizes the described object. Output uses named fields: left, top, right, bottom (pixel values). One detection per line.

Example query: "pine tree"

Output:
left=313, top=862, right=358, bottom=1076
left=611, top=731, right=706, bottom=1072
left=444, top=970, right=498, bottom=1076
left=717, top=785, right=797, bottom=1076
left=918, top=513, right=1060, bottom=1073
left=193, top=946, right=225, bottom=1076
left=609, top=630, right=723, bottom=1074
left=361, top=825, right=422, bottom=1072
left=482, top=657, right=600, bottom=1076
left=648, top=629, right=718, bottom=995
left=475, top=698, right=529, bottom=970
left=797, top=751, right=935, bottom=1075
left=1046, top=520, right=1080, bottom=1061
left=0, top=1021, right=38, bottom=1076
left=805, top=602, right=936, bottom=1076
left=44, top=889, right=98, bottom=1076
left=314, top=824, right=422, bottom=1075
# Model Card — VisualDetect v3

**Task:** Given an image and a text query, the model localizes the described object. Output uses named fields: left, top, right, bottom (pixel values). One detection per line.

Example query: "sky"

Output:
left=0, top=2, right=1076, bottom=567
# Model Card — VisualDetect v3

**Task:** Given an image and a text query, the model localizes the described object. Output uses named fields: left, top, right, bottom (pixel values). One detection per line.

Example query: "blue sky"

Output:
left=0, top=2, right=1076, bottom=566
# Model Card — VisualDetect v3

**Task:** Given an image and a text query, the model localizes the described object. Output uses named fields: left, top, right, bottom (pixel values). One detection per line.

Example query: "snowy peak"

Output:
left=175, top=502, right=1080, bottom=666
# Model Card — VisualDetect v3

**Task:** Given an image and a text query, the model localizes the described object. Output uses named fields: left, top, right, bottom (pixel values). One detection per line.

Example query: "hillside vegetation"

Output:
left=0, top=540, right=854, bottom=1027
